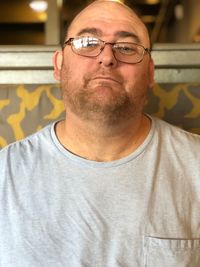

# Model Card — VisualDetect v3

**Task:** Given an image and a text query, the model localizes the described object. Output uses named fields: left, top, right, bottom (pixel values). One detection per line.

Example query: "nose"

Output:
left=98, top=44, right=118, bottom=68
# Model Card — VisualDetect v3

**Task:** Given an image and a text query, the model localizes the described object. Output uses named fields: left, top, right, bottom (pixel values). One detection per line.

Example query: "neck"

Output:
left=56, top=112, right=151, bottom=162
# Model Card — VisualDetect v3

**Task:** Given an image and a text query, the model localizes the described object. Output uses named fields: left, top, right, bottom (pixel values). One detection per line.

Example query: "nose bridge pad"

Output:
left=98, top=43, right=116, bottom=64
left=100, top=45, right=105, bottom=53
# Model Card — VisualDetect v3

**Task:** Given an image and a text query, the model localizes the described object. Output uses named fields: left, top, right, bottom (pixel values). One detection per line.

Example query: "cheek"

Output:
left=61, top=61, right=80, bottom=87
left=62, top=53, right=81, bottom=78
left=62, top=60, right=93, bottom=87
left=124, top=65, right=151, bottom=92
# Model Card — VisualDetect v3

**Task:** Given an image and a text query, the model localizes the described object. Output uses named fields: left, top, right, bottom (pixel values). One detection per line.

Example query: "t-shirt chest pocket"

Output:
left=143, top=236, right=200, bottom=267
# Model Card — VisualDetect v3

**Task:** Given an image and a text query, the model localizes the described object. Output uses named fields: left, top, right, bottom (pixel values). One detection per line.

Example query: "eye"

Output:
left=73, top=37, right=99, bottom=50
left=114, top=43, right=138, bottom=55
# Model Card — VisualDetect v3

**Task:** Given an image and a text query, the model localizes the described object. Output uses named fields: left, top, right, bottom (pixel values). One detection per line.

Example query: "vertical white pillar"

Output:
left=45, top=0, right=63, bottom=45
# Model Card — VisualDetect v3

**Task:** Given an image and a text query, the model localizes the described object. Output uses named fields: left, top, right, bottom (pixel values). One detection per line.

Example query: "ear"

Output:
left=52, top=50, right=63, bottom=81
left=148, top=57, right=155, bottom=89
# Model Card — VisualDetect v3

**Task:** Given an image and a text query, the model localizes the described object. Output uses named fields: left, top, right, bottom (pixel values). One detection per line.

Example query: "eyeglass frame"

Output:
left=63, top=36, right=151, bottom=64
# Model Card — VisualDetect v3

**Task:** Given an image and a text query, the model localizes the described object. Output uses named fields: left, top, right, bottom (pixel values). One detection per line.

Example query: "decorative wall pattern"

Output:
left=0, top=84, right=64, bottom=148
left=145, top=83, right=200, bottom=134
left=0, top=83, right=200, bottom=149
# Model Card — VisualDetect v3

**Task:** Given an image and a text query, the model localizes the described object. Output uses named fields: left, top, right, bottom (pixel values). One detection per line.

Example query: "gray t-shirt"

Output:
left=0, top=117, right=200, bottom=267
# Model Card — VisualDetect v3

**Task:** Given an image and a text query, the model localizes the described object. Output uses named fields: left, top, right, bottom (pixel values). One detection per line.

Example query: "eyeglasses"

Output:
left=64, top=36, right=151, bottom=64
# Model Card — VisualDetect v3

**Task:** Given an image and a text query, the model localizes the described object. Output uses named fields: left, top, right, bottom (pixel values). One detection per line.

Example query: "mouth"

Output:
left=93, top=76, right=122, bottom=84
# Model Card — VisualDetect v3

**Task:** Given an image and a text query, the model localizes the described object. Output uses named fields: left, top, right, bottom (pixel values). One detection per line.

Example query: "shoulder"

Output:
left=0, top=122, right=54, bottom=163
left=154, top=116, right=200, bottom=139
left=152, top=116, right=200, bottom=156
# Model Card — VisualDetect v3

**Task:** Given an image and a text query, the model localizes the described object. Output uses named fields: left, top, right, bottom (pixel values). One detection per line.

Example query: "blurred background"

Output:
left=0, top=0, right=200, bottom=46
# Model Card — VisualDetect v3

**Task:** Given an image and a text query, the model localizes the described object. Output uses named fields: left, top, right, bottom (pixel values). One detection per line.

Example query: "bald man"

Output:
left=0, top=1, right=200, bottom=266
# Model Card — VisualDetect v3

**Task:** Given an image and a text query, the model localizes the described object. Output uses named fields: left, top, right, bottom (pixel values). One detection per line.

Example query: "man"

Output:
left=0, top=0, right=200, bottom=266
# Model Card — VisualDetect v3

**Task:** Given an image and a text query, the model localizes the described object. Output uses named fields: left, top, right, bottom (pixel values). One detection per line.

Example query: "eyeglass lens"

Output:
left=69, top=37, right=148, bottom=63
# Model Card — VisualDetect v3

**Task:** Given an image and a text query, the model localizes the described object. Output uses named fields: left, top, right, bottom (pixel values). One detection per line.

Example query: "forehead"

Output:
left=68, top=1, right=150, bottom=46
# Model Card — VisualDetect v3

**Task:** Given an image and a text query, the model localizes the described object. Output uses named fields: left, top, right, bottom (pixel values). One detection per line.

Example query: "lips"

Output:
left=93, top=76, right=122, bottom=84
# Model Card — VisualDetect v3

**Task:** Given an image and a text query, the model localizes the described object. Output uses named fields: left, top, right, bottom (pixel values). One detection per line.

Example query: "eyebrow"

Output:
left=115, top=31, right=140, bottom=43
left=76, top=28, right=101, bottom=36
left=76, top=28, right=140, bottom=43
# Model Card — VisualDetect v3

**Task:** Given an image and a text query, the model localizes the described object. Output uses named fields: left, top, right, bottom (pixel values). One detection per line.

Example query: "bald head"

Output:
left=66, top=0, right=150, bottom=47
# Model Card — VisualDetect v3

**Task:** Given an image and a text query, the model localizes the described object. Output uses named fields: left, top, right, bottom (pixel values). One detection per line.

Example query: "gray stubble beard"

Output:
left=60, top=68, right=147, bottom=126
